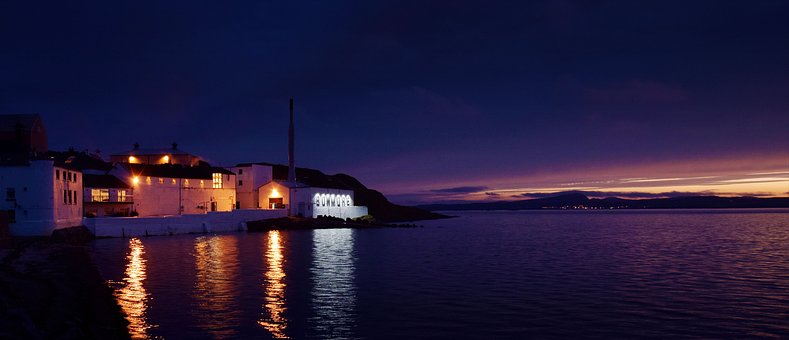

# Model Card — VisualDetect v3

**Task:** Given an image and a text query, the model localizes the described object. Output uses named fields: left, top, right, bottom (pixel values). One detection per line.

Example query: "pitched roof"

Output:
left=44, top=150, right=113, bottom=171
left=84, top=174, right=130, bottom=189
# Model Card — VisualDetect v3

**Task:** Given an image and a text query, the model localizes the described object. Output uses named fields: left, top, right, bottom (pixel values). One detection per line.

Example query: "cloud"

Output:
left=430, top=186, right=489, bottom=194
left=517, top=190, right=779, bottom=199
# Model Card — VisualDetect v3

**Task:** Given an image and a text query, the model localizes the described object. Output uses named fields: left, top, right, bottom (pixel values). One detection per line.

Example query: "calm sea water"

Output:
left=90, top=209, right=789, bottom=339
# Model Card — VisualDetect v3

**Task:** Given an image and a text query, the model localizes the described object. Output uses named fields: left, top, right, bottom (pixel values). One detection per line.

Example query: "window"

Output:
left=226, top=174, right=230, bottom=181
left=200, top=180, right=205, bottom=187
left=238, top=180, right=243, bottom=186
left=67, top=172, right=72, bottom=181
left=212, top=173, right=222, bottom=188
left=56, top=170, right=60, bottom=180
left=6, top=210, right=15, bottom=223
left=118, top=190, right=127, bottom=202
left=6, top=188, right=15, bottom=201
left=63, top=190, right=67, bottom=204
left=73, top=173, right=78, bottom=182
left=68, top=190, right=72, bottom=205
left=184, top=179, right=189, bottom=186
left=91, top=189, right=109, bottom=202
left=171, top=178, right=177, bottom=185
left=73, top=190, right=78, bottom=204
left=146, top=176, right=151, bottom=184
left=158, top=178, right=164, bottom=184
left=238, top=169, right=243, bottom=175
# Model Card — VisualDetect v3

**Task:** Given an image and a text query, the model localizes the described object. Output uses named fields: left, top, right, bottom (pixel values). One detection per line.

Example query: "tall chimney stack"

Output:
left=288, top=98, right=296, bottom=182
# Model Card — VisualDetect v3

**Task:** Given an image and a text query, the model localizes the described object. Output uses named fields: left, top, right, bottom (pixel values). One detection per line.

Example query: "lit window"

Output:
left=146, top=176, right=151, bottom=184
left=118, top=190, right=127, bottom=202
left=212, top=173, right=222, bottom=188
left=159, top=178, right=164, bottom=184
left=200, top=180, right=205, bottom=187
left=171, top=178, right=176, bottom=185
left=184, top=179, right=189, bottom=186
left=91, top=189, right=109, bottom=202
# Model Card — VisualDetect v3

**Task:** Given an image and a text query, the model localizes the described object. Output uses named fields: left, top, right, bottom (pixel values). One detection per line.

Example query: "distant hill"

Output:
left=418, top=193, right=789, bottom=211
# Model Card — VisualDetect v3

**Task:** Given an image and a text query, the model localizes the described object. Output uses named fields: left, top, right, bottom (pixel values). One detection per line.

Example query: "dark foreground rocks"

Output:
left=0, top=234, right=129, bottom=339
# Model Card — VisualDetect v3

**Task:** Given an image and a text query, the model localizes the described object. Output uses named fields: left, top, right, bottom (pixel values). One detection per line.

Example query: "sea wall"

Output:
left=84, top=209, right=287, bottom=237
left=313, top=205, right=368, bottom=219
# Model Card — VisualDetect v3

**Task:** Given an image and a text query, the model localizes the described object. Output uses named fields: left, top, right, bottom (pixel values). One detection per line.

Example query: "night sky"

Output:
left=2, top=1, right=787, bottom=204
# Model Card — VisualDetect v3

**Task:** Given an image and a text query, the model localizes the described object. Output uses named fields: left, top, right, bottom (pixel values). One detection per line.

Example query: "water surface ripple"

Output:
left=91, top=209, right=789, bottom=339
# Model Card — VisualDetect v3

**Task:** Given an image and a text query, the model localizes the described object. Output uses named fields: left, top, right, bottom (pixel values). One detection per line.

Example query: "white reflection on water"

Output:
left=114, top=238, right=155, bottom=339
left=259, top=230, right=289, bottom=338
left=310, top=229, right=357, bottom=339
left=193, top=235, right=240, bottom=339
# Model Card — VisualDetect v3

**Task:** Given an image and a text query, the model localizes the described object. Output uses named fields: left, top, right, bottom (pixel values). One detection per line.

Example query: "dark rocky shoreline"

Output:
left=0, top=235, right=130, bottom=339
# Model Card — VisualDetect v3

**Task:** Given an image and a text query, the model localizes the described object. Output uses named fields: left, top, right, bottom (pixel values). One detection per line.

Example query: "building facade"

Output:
left=83, top=174, right=133, bottom=217
left=229, top=163, right=274, bottom=209
left=115, top=164, right=236, bottom=216
left=1, top=114, right=82, bottom=236
left=0, top=160, right=83, bottom=236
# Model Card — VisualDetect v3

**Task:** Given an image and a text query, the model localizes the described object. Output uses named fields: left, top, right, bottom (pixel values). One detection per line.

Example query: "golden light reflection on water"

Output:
left=115, top=238, right=154, bottom=339
left=193, top=235, right=240, bottom=339
left=259, top=230, right=289, bottom=338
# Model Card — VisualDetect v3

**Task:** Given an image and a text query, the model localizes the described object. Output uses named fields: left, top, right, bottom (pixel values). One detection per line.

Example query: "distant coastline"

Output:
left=418, top=193, right=789, bottom=211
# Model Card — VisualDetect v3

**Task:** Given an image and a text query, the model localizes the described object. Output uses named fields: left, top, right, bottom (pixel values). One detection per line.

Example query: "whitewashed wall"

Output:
left=127, top=174, right=236, bottom=216
left=0, top=160, right=83, bottom=236
left=229, top=164, right=272, bottom=209
left=85, top=209, right=286, bottom=237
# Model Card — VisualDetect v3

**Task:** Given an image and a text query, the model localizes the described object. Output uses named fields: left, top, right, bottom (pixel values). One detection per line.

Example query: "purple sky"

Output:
left=1, top=1, right=787, bottom=204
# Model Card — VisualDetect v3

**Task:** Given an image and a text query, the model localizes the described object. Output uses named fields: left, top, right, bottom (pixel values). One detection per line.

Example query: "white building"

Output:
left=113, top=163, right=236, bottom=216
left=229, top=163, right=274, bottom=209
left=0, top=114, right=83, bottom=236
left=229, top=163, right=368, bottom=219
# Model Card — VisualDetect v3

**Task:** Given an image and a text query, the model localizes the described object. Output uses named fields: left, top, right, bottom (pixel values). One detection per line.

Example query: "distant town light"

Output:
left=132, top=176, right=140, bottom=185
